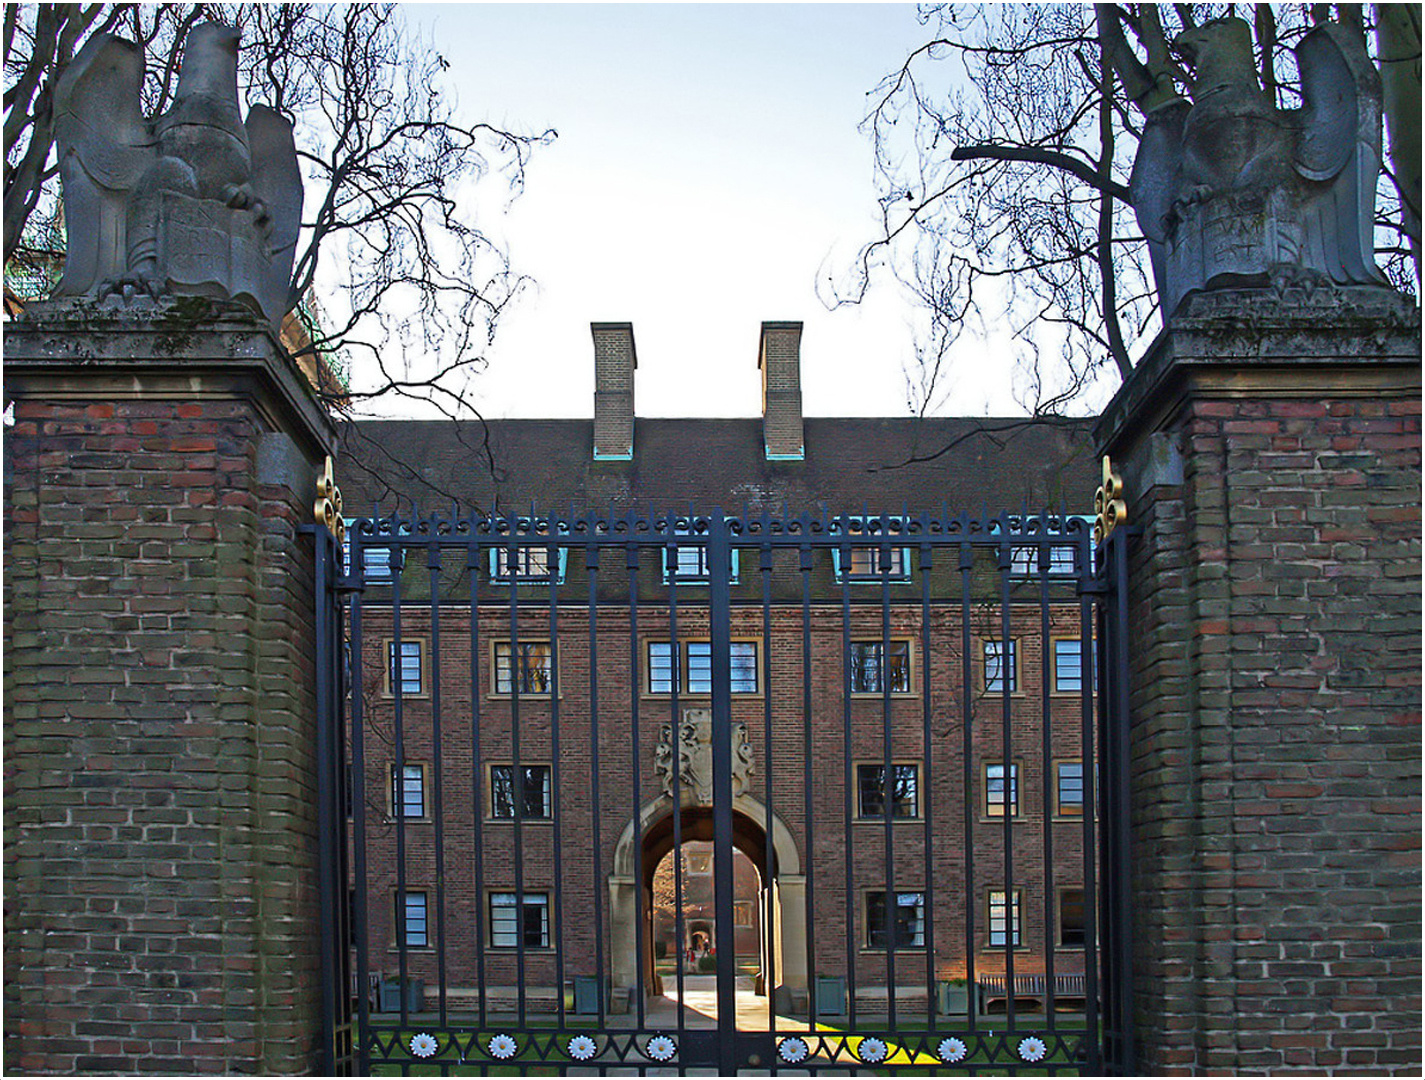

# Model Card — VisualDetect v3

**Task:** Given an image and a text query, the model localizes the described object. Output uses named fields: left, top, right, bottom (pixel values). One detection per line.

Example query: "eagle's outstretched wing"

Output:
left=245, top=105, right=304, bottom=322
left=1129, top=98, right=1190, bottom=300
left=1293, top=22, right=1386, bottom=284
left=52, top=33, right=156, bottom=296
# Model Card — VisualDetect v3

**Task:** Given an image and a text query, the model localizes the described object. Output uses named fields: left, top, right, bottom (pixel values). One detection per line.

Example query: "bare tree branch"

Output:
left=951, top=143, right=1132, bottom=202
left=4, top=3, right=557, bottom=431
left=834, top=3, right=1417, bottom=427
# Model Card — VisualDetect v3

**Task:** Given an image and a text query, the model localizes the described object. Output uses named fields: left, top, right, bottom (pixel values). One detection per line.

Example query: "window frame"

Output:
left=384, top=638, right=426, bottom=698
left=660, top=530, right=740, bottom=584
left=488, top=891, right=551, bottom=950
left=1054, top=759, right=1084, bottom=818
left=733, top=900, right=755, bottom=928
left=488, top=763, right=554, bottom=822
left=848, top=638, right=914, bottom=695
left=492, top=640, right=555, bottom=697
left=397, top=890, right=429, bottom=949
left=645, top=639, right=761, bottom=696
left=854, top=762, right=921, bottom=821
left=1051, top=636, right=1094, bottom=695
left=864, top=890, right=927, bottom=951
left=984, top=761, right=1022, bottom=819
left=987, top=888, right=1023, bottom=949
left=1009, top=543, right=1078, bottom=577
left=487, top=542, right=568, bottom=585
left=831, top=517, right=912, bottom=583
left=389, top=762, right=429, bottom=821
left=1057, top=887, right=1087, bottom=949
left=346, top=519, right=410, bottom=583
left=982, top=638, right=1019, bottom=694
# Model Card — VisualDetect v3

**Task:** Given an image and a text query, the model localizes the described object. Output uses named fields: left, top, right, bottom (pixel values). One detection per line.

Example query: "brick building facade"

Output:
left=340, top=322, right=1101, bottom=1014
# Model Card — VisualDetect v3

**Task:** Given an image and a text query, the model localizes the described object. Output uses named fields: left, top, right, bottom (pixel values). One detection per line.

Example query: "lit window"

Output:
left=494, top=642, right=553, bottom=695
left=647, top=641, right=759, bottom=694
left=399, top=891, right=428, bottom=948
left=986, top=763, right=1019, bottom=817
left=390, top=764, right=425, bottom=819
left=733, top=901, right=754, bottom=928
left=1056, top=761, right=1084, bottom=817
left=490, top=764, right=552, bottom=819
left=867, top=891, right=925, bottom=949
left=984, top=640, right=1017, bottom=693
left=388, top=640, right=422, bottom=695
left=490, top=892, right=549, bottom=949
left=850, top=640, right=911, bottom=694
left=857, top=764, right=919, bottom=819
left=989, top=890, right=1021, bottom=947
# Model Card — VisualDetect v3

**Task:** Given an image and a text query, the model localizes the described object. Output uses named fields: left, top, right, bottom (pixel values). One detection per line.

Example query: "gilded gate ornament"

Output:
left=314, top=456, right=345, bottom=544
left=1094, top=455, right=1127, bottom=544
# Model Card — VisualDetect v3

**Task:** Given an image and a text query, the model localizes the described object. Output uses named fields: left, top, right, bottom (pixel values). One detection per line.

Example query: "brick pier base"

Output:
left=1095, top=287, right=1422, bottom=1073
left=4, top=301, right=336, bottom=1073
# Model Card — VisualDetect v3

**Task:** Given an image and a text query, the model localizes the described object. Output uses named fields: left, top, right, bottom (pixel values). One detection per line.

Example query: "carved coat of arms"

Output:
left=654, top=709, right=754, bottom=805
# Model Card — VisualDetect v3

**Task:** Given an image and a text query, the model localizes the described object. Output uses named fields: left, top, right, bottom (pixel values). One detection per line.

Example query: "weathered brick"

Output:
left=1095, top=289, right=1421, bottom=1074
left=5, top=307, right=335, bottom=1074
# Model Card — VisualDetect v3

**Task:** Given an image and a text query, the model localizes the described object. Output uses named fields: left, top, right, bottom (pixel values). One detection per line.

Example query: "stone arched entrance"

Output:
left=609, top=794, right=806, bottom=1010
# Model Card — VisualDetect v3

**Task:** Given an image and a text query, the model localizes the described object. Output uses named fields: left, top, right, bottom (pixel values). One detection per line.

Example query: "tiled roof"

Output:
left=339, top=416, right=1098, bottom=519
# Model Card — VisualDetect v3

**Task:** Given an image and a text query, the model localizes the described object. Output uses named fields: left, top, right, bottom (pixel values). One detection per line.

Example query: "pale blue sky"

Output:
left=400, top=3, right=1019, bottom=419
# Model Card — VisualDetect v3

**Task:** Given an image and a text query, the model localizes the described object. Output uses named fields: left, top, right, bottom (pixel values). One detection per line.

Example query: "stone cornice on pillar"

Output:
left=4, top=297, right=336, bottom=463
left=1096, top=286, right=1421, bottom=458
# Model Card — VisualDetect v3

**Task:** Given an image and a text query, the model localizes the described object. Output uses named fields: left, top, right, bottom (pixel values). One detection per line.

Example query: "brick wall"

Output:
left=351, top=592, right=1091, bottom=1001
left=4, top=303, right=336, bottom=1073
left=1097, top=288, right=1422, bottom=1073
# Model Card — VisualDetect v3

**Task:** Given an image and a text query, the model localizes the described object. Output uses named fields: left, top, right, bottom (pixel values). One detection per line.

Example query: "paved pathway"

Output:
left=632, top=974, right=812, bottom=1032
left=599, top=975, right=837, bottom=1074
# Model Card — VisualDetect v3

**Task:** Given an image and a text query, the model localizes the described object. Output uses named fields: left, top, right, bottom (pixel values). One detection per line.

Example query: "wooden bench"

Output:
left=978, top=974, right=1087, bottom=1013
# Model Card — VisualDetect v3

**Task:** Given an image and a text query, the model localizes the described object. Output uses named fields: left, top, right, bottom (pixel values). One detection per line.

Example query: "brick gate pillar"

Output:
left=1094, top=287, right=1421, bottom=1074
left=4, top=300, right=337, bottom=1074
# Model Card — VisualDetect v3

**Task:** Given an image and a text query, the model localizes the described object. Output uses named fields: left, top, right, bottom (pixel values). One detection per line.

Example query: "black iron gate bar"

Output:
left=315, top=508, right=1131, bottom=1075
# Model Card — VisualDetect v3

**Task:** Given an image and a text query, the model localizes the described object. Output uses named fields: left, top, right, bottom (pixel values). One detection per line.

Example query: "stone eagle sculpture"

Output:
left=1129, top=17, right=1386, bottom=317
left=52, top=22, right=302, bottom=330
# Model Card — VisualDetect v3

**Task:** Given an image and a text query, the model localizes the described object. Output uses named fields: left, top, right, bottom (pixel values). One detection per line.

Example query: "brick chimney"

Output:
left=592, top=322, right=636, bottom=460
left=759, top=321, right=804, bottom=460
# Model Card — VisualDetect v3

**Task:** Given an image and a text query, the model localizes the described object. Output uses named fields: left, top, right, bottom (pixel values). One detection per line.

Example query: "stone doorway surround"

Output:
left=608, top=793, right=806, bottom=1011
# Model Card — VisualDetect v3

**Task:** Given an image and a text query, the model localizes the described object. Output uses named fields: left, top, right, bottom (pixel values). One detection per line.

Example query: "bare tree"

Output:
left=834, top=3, right=1420, bottom=418
left=4, top=4, right=555, bottom=429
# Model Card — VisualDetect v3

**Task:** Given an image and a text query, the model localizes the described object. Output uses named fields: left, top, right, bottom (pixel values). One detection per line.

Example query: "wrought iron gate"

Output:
left=310, top=507, right=1133, bottom=1074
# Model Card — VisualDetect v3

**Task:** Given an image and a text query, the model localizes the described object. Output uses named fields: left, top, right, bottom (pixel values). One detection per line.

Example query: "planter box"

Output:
left=815, top=976, right=847, bottom=1017
left=377, top=978, right=424, bottom=1013
left=937, top=981, right=971, bottom=1016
